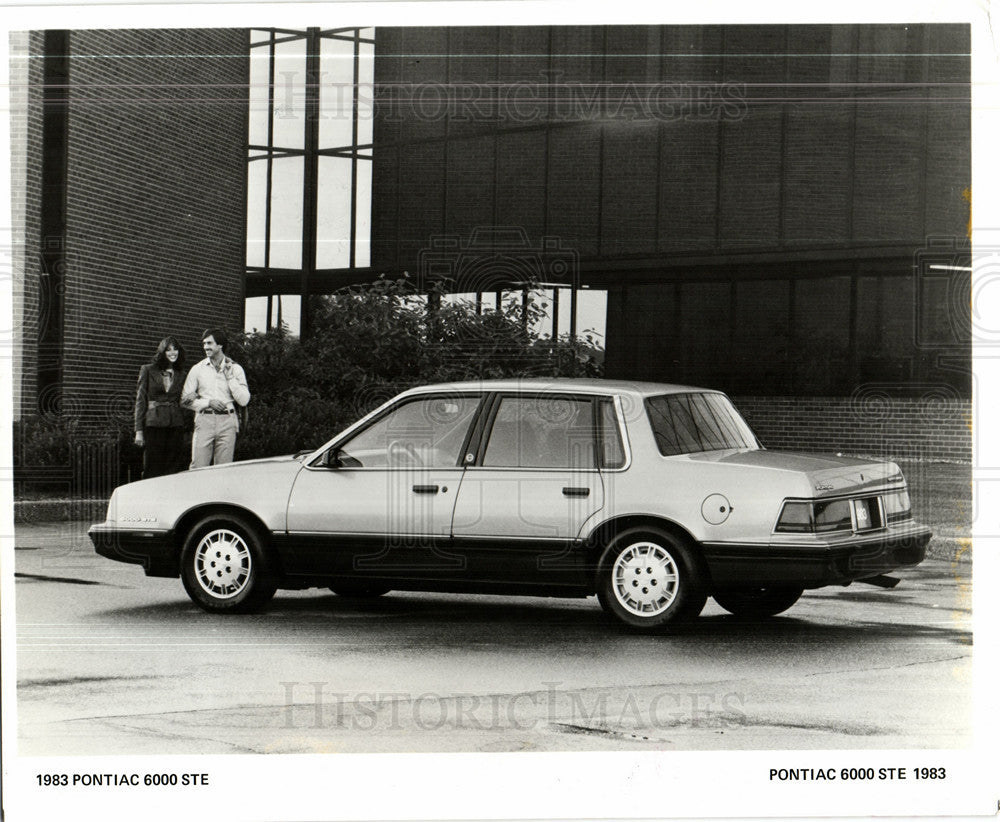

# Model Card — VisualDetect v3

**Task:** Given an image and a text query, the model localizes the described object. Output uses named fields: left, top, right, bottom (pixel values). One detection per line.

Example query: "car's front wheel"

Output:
left=180, top=514, right=277, bottom=613
left=713, top=587, right=803, bottom=618
left=597, top=527, right=706, bottom=632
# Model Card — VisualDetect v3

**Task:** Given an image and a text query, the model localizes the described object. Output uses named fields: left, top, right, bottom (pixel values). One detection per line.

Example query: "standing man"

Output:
left=181, top=328, right=250, bottom=468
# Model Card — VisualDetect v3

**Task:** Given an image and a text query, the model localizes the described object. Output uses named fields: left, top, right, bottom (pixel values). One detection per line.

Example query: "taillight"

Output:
left=775, top=501, right=812, bottom=532
left=776, top=499, right=855, bottom=534
left=813, top=500, right=853, bottom=532
left=883, top=489, right=912, bottom=523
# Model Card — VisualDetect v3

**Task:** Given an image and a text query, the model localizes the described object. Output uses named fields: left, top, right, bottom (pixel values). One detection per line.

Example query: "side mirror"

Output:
left=322, top=448, right=361, bottom=469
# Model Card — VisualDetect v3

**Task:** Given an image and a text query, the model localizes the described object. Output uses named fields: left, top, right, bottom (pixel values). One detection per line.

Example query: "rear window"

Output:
left=645, top=393, right=759, bottom=456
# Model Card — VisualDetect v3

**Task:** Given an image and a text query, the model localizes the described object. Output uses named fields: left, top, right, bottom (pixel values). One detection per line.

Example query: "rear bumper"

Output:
left=88, top=523, right=179, bottom=578
left=702, top=523, right=931, bottom=589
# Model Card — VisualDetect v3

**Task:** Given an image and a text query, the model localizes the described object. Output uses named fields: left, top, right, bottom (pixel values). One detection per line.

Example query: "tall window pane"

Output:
left=272, top=38, right=307, bottom=150
left=354, top=158, right=373, bottom=267
left=248, top=41, right=273, bottom=147
left=319, top=36, right=357, bottom=149
left=268, top=156, right=304, bottom=269
left=316, top=156, right=353, bottom=269
left=246, top=160, right=268, bottom=267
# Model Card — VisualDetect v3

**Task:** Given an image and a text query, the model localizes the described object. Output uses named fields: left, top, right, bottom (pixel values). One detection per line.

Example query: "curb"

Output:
left=927, top=535, right=972, bottom=564
left=14, top=499, right=108, bottom=525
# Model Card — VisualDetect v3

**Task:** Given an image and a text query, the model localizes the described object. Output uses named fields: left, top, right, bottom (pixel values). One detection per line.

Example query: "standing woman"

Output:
left=134, top=337, right=188, bottom=478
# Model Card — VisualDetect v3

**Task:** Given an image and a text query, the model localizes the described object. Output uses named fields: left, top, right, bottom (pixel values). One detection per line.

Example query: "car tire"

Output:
left=329, top=583, right=391, bottom=598
left=596, top=527, right=707, bottom=632
left=180, top=514, right=277, bottom=614
left=713, top=587, right=803, bottom=618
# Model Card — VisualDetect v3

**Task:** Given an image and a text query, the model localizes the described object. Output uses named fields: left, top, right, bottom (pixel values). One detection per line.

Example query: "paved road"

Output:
left=12, top=522, right=971, bottom=755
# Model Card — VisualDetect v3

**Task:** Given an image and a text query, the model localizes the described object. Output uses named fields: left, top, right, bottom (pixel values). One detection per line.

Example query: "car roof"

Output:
left=396, top=378, right=721, bottom=400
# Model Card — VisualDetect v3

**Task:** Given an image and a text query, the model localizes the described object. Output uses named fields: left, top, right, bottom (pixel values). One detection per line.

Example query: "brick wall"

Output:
left=10, top=32, right=45, bottom=423
left=13, top=29, right=250, bottom=492
left=57, top=29, right=250, bottom=431
left=732, top=395, right=972, bottom=463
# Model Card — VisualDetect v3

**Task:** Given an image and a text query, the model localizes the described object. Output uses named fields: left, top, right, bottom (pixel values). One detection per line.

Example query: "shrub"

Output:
left=13, top=414, right=141, bottom=495
left=13, top=414, right=79, bottom=471
left=235, top=278, right=604, bottom=459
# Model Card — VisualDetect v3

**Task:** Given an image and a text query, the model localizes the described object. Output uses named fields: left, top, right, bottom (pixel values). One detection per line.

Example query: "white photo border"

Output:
left=1, top=1, right=996, bottom=820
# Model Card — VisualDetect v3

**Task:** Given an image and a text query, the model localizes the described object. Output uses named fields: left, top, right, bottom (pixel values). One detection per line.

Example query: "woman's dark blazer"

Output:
left=134, top=363, right=187, bottom=432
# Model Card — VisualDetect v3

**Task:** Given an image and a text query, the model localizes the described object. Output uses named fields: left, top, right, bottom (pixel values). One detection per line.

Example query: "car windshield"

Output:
left=645, top=392, right=759, bottom=456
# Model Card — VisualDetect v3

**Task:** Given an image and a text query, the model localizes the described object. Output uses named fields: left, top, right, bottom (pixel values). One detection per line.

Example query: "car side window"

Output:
left=598, top=398, right=626, bottom=469
left=482, top=396, right=596, bottom=469
left=337, top=395, right=480, bottom=468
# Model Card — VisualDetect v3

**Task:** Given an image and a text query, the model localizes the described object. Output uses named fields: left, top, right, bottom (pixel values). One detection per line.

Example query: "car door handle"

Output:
left=562, top=487, right=590, bottom=497
left=412, top=485, right=440, bottom=494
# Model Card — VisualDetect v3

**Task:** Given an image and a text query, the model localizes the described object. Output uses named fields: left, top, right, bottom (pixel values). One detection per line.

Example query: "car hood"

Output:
left=117, top=452, right=307, bottom=492
left=682, top=449, right=904, bottom=495
left=184, top=453, right=307, bottom=473
left=104, top=453, right=309, bottom=531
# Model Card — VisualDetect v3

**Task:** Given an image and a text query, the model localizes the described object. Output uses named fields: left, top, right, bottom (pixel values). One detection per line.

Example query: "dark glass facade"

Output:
left=370, top=24, right=971, bottom=399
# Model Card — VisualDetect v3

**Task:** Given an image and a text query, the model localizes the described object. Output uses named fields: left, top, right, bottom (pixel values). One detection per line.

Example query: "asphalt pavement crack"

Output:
left=550, top=722, right=667, bottom=742
left=76, top=715, right=263, bottom=755
left=728, top=715, right=883, bottom=736
left=804, top=653, right=971, bottom=678
left=20, top=675, right=156, bottom=688
left=14, top=572, right=130, bottom=588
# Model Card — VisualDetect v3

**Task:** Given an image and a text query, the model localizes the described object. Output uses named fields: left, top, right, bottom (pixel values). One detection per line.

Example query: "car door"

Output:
left=282, top=392, right=484, bottom=579
left=448, top=392, right=606, bottom=588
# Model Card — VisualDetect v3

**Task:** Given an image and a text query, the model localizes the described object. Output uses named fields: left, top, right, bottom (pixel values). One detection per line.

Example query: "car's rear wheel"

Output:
left=180, top=514, right=277, bottom=613
left=713, top=587, right=803, bottom=618
left=597, top=527, right=706, bottom=632
left=329, top=583, right=391, bottom=598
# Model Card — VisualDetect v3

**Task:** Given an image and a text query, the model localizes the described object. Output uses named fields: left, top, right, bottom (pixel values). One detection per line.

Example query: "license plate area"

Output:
left=852, top=496, right=885, bottom=532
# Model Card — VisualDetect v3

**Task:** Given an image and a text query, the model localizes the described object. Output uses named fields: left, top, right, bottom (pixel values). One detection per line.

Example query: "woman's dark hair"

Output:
left=152, top=336, right=185, bottom=370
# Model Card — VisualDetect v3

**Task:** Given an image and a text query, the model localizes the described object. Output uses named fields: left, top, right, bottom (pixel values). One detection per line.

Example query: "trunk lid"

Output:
left=684, top=449, right=905, bottom=495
